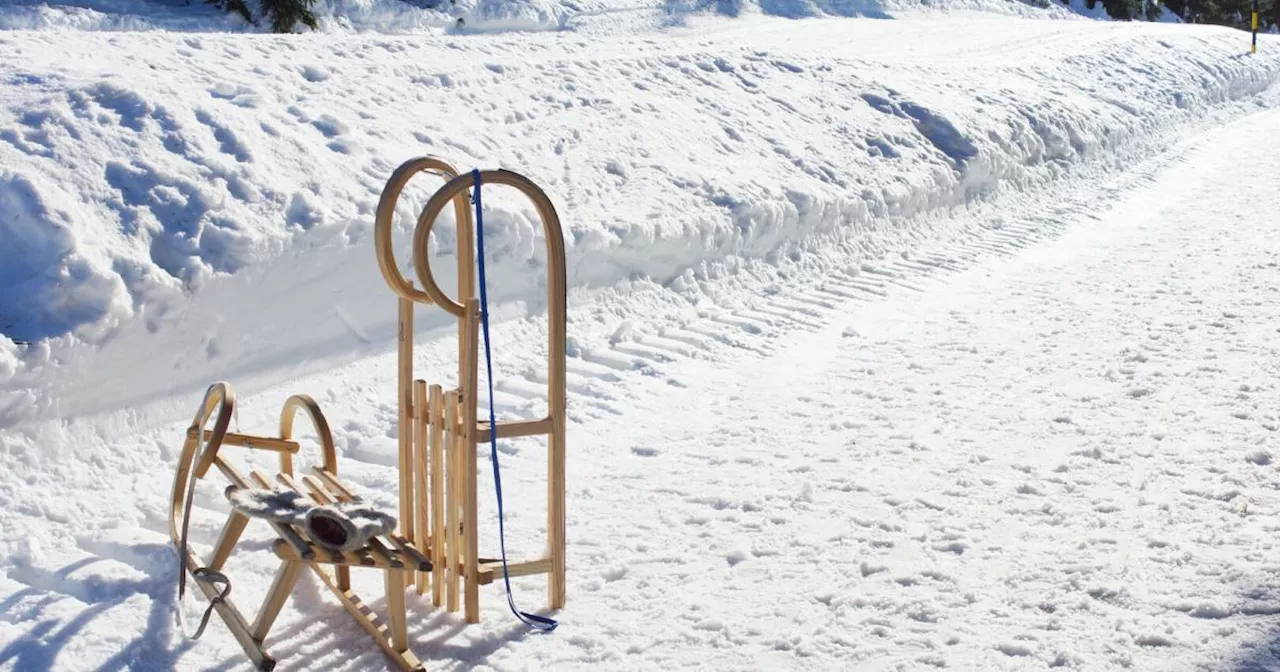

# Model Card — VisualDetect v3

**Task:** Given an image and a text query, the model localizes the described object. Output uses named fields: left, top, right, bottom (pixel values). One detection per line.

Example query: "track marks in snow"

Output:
left=548, top=176, right=1132, bottom=433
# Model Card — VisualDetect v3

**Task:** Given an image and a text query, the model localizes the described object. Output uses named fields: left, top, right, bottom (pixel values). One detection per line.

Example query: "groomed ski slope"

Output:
left=2, top=4, right=1280, bottom=672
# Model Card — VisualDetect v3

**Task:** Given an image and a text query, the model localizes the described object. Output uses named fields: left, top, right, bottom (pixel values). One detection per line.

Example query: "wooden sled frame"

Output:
left=168, top=156, right=566, bottom=671
left=374, top=158, right=567, bottom=622
left=169, top=382, right=429, bottom=671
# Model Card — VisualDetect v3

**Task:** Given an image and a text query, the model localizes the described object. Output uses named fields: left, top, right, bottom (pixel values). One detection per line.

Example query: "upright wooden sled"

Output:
left=170, top=157, right=567, bottom=671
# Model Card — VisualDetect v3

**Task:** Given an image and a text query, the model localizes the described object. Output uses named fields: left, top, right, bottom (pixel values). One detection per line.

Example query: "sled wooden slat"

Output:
left=386, top=533, right=433, bottom=571
left=249, top=468, right=273, bottom=489
left=428, top=384, right=446, bottom=606
left=444, top=389, right=461, bottom=613
left=461, top=299, right=481, bottom=624
left=398, top=291, right=415, bottom=591
left=413, top=380, right=430, bottom=595
left=271, top=540, right=371, bottom=568
left=213, top=454, right=251, bottom=489
left=311, top=467, right=358, bottom=501
left=283, top=474, right=373, bottom=567
left=364, top=536, right=402, bottom=568
left=269, top=539, right=430, bottom=571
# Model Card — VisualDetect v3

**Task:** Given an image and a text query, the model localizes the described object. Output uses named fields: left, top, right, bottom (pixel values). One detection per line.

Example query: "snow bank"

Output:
left=0, top=0, right=1090, bottom=35
left=0, top=0, right=254, bottom=32
left=0, top=17, right=1278, bottom=430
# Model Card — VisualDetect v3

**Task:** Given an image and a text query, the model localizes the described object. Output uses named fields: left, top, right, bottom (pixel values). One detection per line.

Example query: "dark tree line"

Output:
left=205, top=0, right=1276, bottom=32
left=1077, top=0, right=1273, bottom=26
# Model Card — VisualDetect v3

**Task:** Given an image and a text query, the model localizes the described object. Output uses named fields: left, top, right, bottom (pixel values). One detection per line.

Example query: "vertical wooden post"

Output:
left=545, top=189, right=568, bottom=612
left=385, top=569, right=409, bottom=653
left=457, top=162, right=481, bottom=623
left=462, top=300, right=481, bottom=624
left=429, top=384, right=446, bottom=607
left=456, top=182, right=476, bottom=389
left=398, top=292, right=415, bottom=590
left=413, top=380, right=430, bottom=595
left=548, top=410, right=566, bottom=609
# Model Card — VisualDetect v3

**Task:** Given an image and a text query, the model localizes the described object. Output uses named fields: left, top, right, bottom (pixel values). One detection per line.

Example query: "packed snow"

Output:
left=2, top=0, right=1280, bottom=670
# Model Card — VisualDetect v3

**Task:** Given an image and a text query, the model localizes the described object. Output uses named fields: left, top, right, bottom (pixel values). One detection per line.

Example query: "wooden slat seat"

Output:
left=270, top=538, right=431, bottom=571
left=260, top=468, right=433, bottom=573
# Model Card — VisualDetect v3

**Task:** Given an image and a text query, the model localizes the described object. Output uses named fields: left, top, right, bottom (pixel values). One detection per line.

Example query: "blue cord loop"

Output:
left=472, top=169, right=559, bottom=632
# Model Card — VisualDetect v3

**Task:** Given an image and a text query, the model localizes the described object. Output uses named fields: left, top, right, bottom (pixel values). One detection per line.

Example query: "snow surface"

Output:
left=3, top=2, right=1280, bottom=671
left=2, top=12, right=1277, bottom=430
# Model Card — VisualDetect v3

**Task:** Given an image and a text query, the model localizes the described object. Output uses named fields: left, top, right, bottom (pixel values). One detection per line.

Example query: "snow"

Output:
left=3, top=1, right=1280, bottom=671
left=2, top=14, right=1277, bottom=429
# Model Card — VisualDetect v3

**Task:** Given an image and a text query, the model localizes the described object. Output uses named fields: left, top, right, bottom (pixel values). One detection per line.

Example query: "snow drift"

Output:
left=0, top=12, right=1278, bottom=433
left=0, top=0, right=1090, bottom=34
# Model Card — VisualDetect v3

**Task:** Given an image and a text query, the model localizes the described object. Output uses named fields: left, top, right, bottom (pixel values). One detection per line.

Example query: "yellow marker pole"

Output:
left=1253, top=0, right=1259, bottom=54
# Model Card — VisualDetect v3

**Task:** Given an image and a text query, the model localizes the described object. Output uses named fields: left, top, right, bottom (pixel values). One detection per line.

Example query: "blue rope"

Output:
left=472, top=169, right=559, bottom=632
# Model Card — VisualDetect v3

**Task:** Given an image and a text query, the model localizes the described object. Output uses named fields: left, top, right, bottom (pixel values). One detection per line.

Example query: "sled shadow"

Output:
left=0, top=542, right=195, bottom=672
left=198, top=570, right=550, bottom=672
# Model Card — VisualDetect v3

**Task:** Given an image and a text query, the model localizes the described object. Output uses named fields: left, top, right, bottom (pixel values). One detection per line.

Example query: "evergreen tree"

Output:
left=207, top=0, right=319, bottom=33
left=207, top=0, right=252, bottom=24
left=261, top=0, right=320, bottom=32
left=1099, top=0, right=1142, bottom=19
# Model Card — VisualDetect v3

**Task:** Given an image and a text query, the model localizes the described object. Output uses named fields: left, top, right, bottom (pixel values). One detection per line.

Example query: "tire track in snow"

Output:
left=509, top=97, right=1238, bottom=442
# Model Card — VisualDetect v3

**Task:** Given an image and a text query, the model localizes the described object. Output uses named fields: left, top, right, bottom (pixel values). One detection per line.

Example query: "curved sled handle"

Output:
left=278, top=394, right=338, bottom=477
left=374, top=156, right=474, bottom=304
left=169, top=381, right=236, bottom=543
left=411, top=169, right=568, bottom=318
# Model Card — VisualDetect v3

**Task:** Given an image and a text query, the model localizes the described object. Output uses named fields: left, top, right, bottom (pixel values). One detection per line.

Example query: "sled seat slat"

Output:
left=256, top=469, right=432, bottom=572
left=270, top=539, right=431, bottom=571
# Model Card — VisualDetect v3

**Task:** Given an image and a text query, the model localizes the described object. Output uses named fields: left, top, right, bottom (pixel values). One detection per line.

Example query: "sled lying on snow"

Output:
left=168, top=158, right=568, bottom=671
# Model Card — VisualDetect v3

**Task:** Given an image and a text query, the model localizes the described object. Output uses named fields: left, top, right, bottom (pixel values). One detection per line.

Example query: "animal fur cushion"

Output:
left=225, top=485, right=397, bottom=553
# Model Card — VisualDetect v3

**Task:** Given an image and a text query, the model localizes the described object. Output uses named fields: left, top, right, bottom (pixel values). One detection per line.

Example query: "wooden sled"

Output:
left=374, top=158, right=567, bottom=623
left=168, top=156, right=566, bottom=671
left=169, top=382, right=428, bottom=671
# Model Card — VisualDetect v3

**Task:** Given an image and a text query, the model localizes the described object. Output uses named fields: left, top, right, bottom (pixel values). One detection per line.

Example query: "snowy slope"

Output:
left=3, top=5, right=1280, bottom=672
left=3, top=61, right=1280, bottom=672
left=0, top=0, right=1090, bottom=34
left=1, top=14, right=1277, bottom=432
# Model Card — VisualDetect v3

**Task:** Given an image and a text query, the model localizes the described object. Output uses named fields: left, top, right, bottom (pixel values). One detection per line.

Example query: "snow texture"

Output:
left=1, top=11, right=1277, bottom=429
left=2, top=2, right=1280, bottom=672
